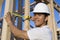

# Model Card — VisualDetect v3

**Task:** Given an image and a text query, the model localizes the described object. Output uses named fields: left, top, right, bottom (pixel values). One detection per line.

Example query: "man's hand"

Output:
left=5, top=12, right=12, bottom=24
left=5, top=12, right=29, bottom=39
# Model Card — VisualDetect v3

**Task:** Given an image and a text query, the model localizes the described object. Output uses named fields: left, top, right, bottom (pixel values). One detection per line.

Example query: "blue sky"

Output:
left=0, top=0, right=60, bottom=28
left=54, top=0, right=60, bottom=28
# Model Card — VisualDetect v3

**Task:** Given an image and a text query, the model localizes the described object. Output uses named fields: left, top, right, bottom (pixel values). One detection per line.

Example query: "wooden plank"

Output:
left=10, top=0, right=16, bottom=40
left=0, top=0, right=4, bottom=17
left=17, top=0, right=23, bottom=30
left=24, top=0, right=30, bottom=39
left=34, top=0, right=50, bottom=4
left=54, top=1, right=60, bottom=12
left=1, top=0, right=13, bottom=40
left=48, top=0, right=58, bottom=40
left=0, top=0, right=4, bottom=11
left=22, top=1, right=60, bottom=13
left=24, top=0, right=30, bottom=31
left=16, top=0, right=23, bottom=40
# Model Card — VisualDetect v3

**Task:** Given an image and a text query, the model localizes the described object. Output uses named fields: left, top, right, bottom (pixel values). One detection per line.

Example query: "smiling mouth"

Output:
left=35, top=20, right=40, bottom=22
left=34, top=21, right=39, bottom=24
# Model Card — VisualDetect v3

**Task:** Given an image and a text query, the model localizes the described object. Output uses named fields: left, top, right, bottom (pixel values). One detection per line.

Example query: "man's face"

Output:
left=32, top=13, right=47, bottom=27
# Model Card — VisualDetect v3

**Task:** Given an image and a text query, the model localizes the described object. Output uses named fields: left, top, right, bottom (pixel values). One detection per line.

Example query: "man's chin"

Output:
left=35, top=25, right=40, bottom=27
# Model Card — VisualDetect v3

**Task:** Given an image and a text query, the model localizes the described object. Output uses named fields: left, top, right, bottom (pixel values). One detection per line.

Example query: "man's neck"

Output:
left=39, top=22, right=47, bottom=28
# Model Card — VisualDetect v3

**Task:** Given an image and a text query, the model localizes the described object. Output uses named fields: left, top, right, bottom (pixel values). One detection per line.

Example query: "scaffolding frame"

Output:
left=1, top=0, right=60, bottom=40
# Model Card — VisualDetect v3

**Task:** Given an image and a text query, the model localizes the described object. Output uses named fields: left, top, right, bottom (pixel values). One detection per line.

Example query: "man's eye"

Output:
left=38, top=14, right=41, bottom=16
left=34, top=14, right=36, bottom=16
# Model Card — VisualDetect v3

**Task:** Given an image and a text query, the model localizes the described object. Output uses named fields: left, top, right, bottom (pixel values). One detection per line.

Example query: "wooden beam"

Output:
left=17, top=0, right=23, bottom=30
left=0, top=0, right=4, bottom=11
left=10, top=0, right=16, bottom=40
left=24, top=0, right=30, bottom=30
left=23, top=1, right=60, bottom=13
left=48, top=0, right=58, bottom=40
left=31, top=1, right=60, bottom=12
left=54, top=1, right=60, bottom=12
left=0, top=0, right=4, bottom=17
left=24, top=0, right=30, bottom=40
left=16, top=0, right=23, bottom=40
left=0, top=0, right=4, bottom=5
left=34, top=0, right=50, bottom=4
left=1, top=0, right=14, bottom=40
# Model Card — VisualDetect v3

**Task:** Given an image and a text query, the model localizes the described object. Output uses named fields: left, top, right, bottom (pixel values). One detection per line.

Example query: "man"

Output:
left=5, top=3, right=52, bottom=40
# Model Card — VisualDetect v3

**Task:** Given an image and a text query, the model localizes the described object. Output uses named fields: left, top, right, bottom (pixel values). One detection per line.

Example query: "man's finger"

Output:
left=7, top=12, right=12, bottom=17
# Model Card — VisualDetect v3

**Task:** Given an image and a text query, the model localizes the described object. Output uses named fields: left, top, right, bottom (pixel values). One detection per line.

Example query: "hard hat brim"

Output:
left=33, top=12, right=50, bottom=15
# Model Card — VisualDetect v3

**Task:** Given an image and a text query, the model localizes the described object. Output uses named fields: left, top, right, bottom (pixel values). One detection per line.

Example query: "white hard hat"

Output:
left=33, top=3, right=50, bottom=15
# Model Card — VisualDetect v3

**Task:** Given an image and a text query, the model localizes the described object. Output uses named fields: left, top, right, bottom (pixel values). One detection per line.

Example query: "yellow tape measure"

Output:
left=10, top=11, right=31, bottom=20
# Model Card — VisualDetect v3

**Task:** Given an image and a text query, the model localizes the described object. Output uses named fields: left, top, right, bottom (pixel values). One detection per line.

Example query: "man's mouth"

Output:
left=34, top=20, right=39, bottom=23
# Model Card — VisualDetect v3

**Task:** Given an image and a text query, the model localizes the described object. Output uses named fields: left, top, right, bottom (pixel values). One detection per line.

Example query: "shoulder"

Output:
left=27, top=25, right=51, bottom=33
left=27, top=26, right=52, bottom=40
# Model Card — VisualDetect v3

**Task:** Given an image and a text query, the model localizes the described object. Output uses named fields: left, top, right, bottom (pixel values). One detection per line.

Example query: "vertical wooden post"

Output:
left=16, top=0, right=23, bottom=40
left=17, top=0, right=22, bottom=30
left=0, top=0, right=4, bottom=17
left=12, top=0, right=16, bottom=24
left=24, top=0, right=30, bottom=31
left=48, top=0, right=58, bottom=40
left=11, top=0, right=16, bottom=40
left=24, top=0, right=30, bottom=40
left=0, top=0, right=3, bottom=12
left=1, top=0, right=13, bottom=40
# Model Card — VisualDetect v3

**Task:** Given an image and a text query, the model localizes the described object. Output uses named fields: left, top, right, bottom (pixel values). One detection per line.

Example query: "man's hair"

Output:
left=42, top=13, right=50, bottom=17
left=43, top=13, right=50, bottom=25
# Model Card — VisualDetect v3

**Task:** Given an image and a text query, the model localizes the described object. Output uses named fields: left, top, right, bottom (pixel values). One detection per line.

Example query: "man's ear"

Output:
left=45, top=16, right=48, bottom=22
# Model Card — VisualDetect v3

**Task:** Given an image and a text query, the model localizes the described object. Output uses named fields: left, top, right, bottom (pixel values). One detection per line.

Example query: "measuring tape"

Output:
left=10, top=11, right=31, bottom=20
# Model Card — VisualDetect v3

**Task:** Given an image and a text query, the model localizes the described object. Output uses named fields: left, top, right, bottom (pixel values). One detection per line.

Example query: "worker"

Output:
left=5, top=3, right=52, bottom=40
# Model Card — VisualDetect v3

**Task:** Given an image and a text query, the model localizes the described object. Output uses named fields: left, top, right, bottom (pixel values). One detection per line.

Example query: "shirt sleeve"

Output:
left=27, top=29, right=39, bottom=39
left=27, top=29, right=35, bottom=39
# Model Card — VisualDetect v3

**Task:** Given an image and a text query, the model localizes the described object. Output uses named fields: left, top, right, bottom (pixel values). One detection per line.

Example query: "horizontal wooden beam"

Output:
left=54, top=1, right=60, bottom=12
left=34, top=0, right=50, bottom=4
left=57, top=20, right=60, bottom=24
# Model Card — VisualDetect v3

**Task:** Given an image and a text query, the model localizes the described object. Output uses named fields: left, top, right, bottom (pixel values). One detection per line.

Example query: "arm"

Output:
left=5, top=12, right=29, bottom=39
left=8, top=22, right=29, bottom=39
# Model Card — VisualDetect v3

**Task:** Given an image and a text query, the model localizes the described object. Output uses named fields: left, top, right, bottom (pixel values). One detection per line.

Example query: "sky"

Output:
left=54, top=0, right=60, bottom=28
left=0, top=0, right=60, bottom=28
